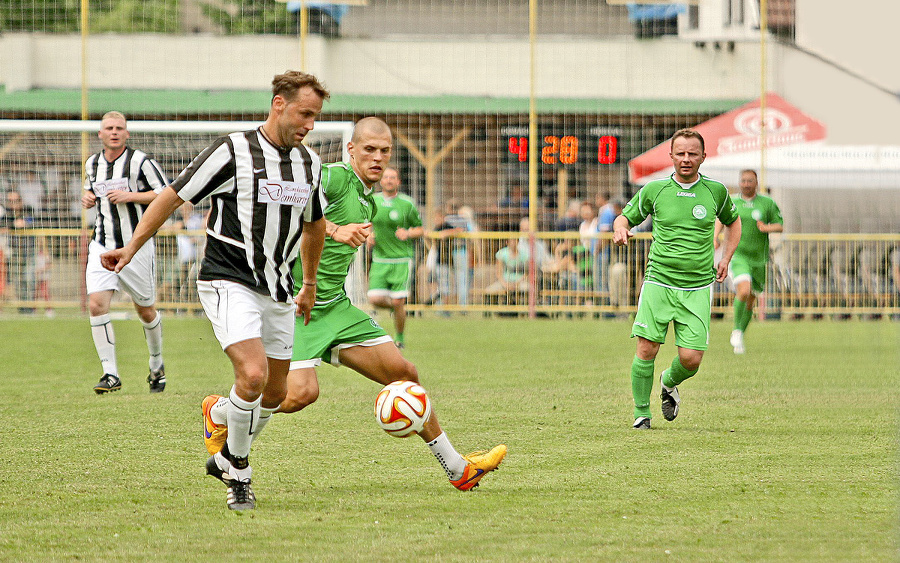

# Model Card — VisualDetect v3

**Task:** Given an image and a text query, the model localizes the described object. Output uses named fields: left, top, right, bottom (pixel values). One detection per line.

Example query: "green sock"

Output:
left=733, top=299, right=749, bottom=332
left=666, top=356, right=699, bottom=387
left=739, top=302, right=753, bottom=332
left=396, top=332, right=405, bottom=345
left=631, top=356, right=654, bottom=419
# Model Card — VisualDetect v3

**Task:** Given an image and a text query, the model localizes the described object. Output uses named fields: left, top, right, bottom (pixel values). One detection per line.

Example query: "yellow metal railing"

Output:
left=0, top=230, right=897, bottom=318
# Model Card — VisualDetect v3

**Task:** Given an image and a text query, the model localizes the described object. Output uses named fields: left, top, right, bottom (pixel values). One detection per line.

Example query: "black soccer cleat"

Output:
left=206, top=454, right=231, bottom=485
left=94, top=374, right=122, bottom=394
left=226, top=480, right=256, bottom=511
left=660, top=375, right=681, bottom=422
left=147, top=365, right=166, bottom=393
left=632, top=416, right=651, bottom=430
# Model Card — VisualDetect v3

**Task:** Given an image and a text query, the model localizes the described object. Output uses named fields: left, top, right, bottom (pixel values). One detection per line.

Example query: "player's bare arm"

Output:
left=328, top=219, right=371, bottom=248
left=397, top=226, right=425, bottom=241
left=106, top=189, right=158, bottom=205
left=100, top=186, right=184, bottom=273
left=81, top=191, right=96, bottom=209
left=713, top=218, right=724, bottom=249
left=716, top=217, right=742, bottom=282
left=757, top=221, right=784, bottom=234
left=294, top=217, right=326, bottom=325
left=612, top=215, right=633, bottom=246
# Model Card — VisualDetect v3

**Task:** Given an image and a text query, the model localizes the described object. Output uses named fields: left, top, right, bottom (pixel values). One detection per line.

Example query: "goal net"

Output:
left=0, top=119, right=356, bottom=311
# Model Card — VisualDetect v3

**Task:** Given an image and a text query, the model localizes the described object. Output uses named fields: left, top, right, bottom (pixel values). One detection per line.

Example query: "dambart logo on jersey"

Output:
left=258, top=180, right=311, bottom=207
left=92, top=177, right=129, bottom=198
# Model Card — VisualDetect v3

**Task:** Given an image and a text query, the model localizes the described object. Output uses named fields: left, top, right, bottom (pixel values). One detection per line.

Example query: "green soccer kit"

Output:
left=369, top=192, right=422, bottom=295
left=290, top=162, right=389, bottom=365
left=729, top=193, right=783, bottom=293
left=622, top=174, right=739, bottom=421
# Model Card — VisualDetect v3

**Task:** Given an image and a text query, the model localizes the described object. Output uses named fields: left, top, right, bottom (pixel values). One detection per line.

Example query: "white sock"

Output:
left=226, top=386, right=260, bottom=461
left=90, top=314, right=117, bottom=376
left=210, top=395, right=230, bottom=426
left=251, top=406, right=278, bottom=443
left=426, top=432, right=467, bottom=480
left=141, top=311, right=164, bottom=371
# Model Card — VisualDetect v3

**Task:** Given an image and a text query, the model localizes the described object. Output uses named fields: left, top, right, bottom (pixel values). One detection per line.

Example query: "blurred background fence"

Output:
left=0, top=0, right=897, bottom=319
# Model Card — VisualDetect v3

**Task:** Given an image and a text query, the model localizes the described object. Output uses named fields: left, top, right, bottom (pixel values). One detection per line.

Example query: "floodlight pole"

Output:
left=527, top=0, right=538, bottom=319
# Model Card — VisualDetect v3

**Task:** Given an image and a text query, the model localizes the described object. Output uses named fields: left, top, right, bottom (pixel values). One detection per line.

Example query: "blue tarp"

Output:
left=626, top=4, right=687, bottom=22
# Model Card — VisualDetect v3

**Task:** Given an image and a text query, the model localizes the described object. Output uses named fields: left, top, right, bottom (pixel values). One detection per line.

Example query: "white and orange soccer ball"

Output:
left=374, top=380, right=432, bottom=438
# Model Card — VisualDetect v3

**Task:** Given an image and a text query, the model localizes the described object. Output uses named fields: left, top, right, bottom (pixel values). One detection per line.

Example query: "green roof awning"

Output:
left=0, top=87, right=747, bottom=116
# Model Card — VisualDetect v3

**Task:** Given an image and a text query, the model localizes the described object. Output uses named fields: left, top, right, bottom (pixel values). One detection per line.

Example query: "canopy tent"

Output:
left=627, top=93, right=827, bottom=185
left=627, top=94, right=900, bottom=232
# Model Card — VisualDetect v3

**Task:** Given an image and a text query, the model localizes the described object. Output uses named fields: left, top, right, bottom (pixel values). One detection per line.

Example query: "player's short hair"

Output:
left=271, top=71, right=330, bottom=103
left=671, top=128, right=705, bottom=153
left=351, top=117, right=392, bottom=143
left=740, top=169, right=758, bottom=179
left=101, top=111, right=127, bottom=125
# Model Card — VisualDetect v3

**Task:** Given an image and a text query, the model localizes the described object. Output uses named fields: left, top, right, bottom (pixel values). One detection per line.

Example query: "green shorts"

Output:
left=729, top=255, right=766, bottom=294
left=632, top=282, right=712, bottom=351
left=291, top=295, right=391, bottom=369
left=368, top=259, right=413, bottom=298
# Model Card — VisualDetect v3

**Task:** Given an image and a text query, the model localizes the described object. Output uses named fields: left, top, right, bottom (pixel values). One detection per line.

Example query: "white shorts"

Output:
left=197, top=279, right=295, bottom=360
left=86, top=240, right=157, bottom=307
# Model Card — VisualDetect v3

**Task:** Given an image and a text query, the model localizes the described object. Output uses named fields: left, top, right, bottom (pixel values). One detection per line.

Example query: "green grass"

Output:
left=0, top=315, right=897, bottom=562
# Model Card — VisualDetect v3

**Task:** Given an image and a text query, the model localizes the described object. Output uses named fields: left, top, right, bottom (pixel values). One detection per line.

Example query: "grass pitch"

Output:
left=0, top=315, right=896, bottom=561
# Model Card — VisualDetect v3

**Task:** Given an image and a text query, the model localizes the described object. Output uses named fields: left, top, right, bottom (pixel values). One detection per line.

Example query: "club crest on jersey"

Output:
left=751, top=209, right=762, bottom=221
left=692, top=205, right=707, bottom=220
left=389, top=210, right=400, bottom=221
left=258, top=180, right=311, bottom=207
left=676, top=191, right=696, bottom=198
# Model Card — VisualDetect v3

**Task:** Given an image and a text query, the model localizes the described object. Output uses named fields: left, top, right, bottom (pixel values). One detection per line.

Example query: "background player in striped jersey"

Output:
left=715, top=169, right=784, bottom=354
left=102, top=72, right=329, bottom=511
left=203, top=117, right=506, bottom=491
left=366, top=166, right=423, bottom=348
left=614, top=129, right=741, bottom=430
left=81, top=111, right=169, bottom=395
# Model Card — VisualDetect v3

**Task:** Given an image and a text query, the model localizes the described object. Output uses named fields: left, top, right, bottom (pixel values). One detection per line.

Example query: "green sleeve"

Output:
left=716, top=184, right=739, bottom=225
left=622, top=182, right=656, bottom=227
left=407, top=201, right=423, bottom=228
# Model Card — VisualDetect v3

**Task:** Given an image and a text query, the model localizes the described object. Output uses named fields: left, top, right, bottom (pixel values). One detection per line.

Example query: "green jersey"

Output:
left=293, top=162, right=376, bottom=303
left=371, top=192, right=422, bottom=260
left=623, top=174, right=739, bottom=289
left=732, top=193, right=782, bottom=264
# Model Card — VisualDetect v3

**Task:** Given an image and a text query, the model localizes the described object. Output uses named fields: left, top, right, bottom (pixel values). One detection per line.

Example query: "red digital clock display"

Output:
left=507, top=135, right=618, bottom=165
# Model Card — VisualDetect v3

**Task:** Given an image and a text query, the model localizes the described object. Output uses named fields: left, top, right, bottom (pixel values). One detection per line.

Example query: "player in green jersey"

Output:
left=613, top=129, right=742, bottom=430
left=202, top=117, right=506, bottom=491
left=715, top=169, right=783, bottom=354
left=366, top=166, right=424, bottom=348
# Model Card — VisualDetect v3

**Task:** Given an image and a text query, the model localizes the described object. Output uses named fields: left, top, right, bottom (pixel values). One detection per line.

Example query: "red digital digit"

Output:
left=508, top=137, right=528, bottom=162
left=542, top=135, right=559, bottom=165
left=559, top=135, right=579, bottom=164
left=598, top=135, right=617, bottom=164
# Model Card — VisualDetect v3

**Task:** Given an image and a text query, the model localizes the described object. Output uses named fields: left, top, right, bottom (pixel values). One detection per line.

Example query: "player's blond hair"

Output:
left=101, top=111, right=127, bottom=125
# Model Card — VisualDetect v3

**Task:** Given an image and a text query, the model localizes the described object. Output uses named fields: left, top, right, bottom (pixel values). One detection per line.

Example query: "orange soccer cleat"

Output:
left=450, top=444, right=507, bottom=491
left=202, top=395, right=228, bottom=455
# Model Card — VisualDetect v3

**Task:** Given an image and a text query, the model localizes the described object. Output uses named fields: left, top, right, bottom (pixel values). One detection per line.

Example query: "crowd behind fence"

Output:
left=1, top=229, right=897, bottom=319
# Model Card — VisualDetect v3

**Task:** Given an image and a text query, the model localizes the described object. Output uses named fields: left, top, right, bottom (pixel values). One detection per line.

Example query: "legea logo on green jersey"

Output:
left=692, top=205, right=707, bottom=219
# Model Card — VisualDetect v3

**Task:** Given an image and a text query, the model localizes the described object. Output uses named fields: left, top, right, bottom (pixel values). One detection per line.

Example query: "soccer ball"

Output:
left=374, top=380, right=432, bottom=438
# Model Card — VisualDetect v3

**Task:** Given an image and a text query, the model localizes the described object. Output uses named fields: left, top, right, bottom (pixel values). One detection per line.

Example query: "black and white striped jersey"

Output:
left=84, top=147, right=169, bottom=249
left=170, top=128, right=324, bottom=303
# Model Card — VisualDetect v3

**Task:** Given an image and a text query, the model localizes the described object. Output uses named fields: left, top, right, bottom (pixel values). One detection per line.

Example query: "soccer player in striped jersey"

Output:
left=366, top=167, right=424, bottom=348
left=715, top=169, right=783, bottom=354
left=202, top=117, right=506, bottom=491
left=614, top=129, right=741, bottom=430
left=101, top=71, right=329, bottom=511
left=81, top=111, right=169, bottom=395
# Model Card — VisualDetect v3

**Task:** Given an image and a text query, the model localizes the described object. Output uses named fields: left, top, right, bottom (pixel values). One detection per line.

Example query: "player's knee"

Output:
left=394, top=360, right=419, bottom=384
left=280, top=383, right=319, bottom=413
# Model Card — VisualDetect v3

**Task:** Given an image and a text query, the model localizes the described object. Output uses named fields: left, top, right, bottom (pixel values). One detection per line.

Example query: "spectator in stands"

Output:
left=485, top=237, right=530, bottom=295
left=444, top=202, right=477, bottom=308
left=0, top=190, right=37, bottom=313
left=554, top=200, right=582, bottom=231
left=18, top=171, right=44, bottom=214
left=577, top=201, right=597, bottom=290
left=424, top=207, right=463, bottom=306
left=518, top=216, right=552, bottom=275
left=891, top=245, right=900, bottom=320
left=500, top=184, right=529, bottom=210
left=593, top=191, right=617, bottom=293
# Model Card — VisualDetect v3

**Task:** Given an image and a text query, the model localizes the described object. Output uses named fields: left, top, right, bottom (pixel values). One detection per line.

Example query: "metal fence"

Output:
left=1, top=230, right=897, bottom=319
